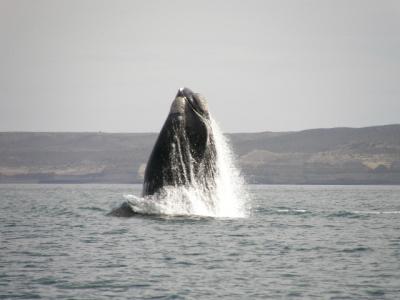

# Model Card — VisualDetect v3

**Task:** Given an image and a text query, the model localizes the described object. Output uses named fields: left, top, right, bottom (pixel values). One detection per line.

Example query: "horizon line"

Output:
left=0, top=123, right=399, bottom=135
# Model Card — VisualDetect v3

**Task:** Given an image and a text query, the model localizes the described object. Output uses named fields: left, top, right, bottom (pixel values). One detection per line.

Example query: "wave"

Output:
left=252, top=207, right=400, bottom=219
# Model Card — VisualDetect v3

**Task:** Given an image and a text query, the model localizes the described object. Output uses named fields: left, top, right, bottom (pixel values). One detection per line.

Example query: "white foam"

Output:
left=276, top=209, right=307, bottom=213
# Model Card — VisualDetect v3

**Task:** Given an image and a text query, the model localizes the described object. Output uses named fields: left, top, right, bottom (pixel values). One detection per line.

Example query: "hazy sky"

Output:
left=0, top=0, right=399, bottom=132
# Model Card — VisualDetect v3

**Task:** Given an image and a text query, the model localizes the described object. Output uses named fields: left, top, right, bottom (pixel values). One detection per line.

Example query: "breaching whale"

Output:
left=109, top=87, right=218, bottom=216
left=143, top=87, right=217, bottom=196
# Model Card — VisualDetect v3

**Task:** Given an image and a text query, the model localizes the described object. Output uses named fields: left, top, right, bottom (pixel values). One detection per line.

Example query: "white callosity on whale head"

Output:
left=169, top=96, right=186, bottom=115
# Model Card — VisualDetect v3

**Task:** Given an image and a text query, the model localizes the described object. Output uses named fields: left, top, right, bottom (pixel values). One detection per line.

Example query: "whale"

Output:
left=109, top=87, right=218, bottom=216
left=143, top=87, right=217, bottom=196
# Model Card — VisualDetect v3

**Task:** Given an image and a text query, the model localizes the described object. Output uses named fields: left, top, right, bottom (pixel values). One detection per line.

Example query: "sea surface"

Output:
left=1, top=184, right=400, bottom=299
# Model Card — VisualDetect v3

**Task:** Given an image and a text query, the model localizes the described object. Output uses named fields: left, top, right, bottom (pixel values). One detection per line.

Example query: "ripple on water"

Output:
left=79, top=206, right=107, bottom=212
left=1, top=184, right=400, bottom=299
left=340, top=246, right=373, bottom=253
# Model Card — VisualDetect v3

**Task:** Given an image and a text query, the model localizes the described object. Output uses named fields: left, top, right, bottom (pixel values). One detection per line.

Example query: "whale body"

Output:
left=143, top=87, right=217, bottom=196
left=109, top=87, right=218, bottom=217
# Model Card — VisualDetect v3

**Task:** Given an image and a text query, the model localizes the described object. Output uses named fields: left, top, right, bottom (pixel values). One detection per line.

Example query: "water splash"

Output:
left=209, top=117, right=249, bottom=217
left=123, top=117, right=249, bottom=218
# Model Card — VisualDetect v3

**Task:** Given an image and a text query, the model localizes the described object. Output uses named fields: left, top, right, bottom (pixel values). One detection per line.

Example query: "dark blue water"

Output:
left=1, top=184, right=399, bottom=299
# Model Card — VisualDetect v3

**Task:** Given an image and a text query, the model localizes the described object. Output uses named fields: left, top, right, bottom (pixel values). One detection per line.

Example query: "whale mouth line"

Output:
left=183, top=96, right=209, bottom=123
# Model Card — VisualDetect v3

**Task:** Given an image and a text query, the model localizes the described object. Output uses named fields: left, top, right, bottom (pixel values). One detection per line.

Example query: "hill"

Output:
left=1, top=124, right=400, bottom=184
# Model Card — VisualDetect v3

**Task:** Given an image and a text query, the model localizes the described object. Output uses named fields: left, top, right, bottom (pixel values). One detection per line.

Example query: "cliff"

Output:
left=1, top=124, right=400, bottom=184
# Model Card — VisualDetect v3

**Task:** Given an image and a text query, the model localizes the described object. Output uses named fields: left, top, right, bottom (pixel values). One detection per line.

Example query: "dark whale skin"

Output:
left=142, top=88, right=217, bottom=196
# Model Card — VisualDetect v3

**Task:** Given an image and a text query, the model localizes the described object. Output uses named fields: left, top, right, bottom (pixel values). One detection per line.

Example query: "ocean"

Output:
left=1, top=184, right=399, bottom=299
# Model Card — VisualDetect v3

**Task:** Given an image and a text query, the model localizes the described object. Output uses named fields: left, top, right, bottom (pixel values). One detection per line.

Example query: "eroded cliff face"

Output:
left=1, top=124, right=400, bottom=184
left=0, top=132, right=156, bottom=184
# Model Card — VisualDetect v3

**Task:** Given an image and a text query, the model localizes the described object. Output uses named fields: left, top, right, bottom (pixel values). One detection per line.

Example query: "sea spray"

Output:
left=210, top=117, right=248, bottom=217
left=124, top=117, right=249, bottom=218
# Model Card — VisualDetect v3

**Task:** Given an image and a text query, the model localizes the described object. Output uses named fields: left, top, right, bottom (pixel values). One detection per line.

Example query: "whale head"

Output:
left=143, top=87, right=217, bottom=196
left=169, top=87, right=210, bottom=120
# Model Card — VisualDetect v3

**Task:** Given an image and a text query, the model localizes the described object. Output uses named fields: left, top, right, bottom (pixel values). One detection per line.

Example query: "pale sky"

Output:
left=0, top=0, right=399, bottom=132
